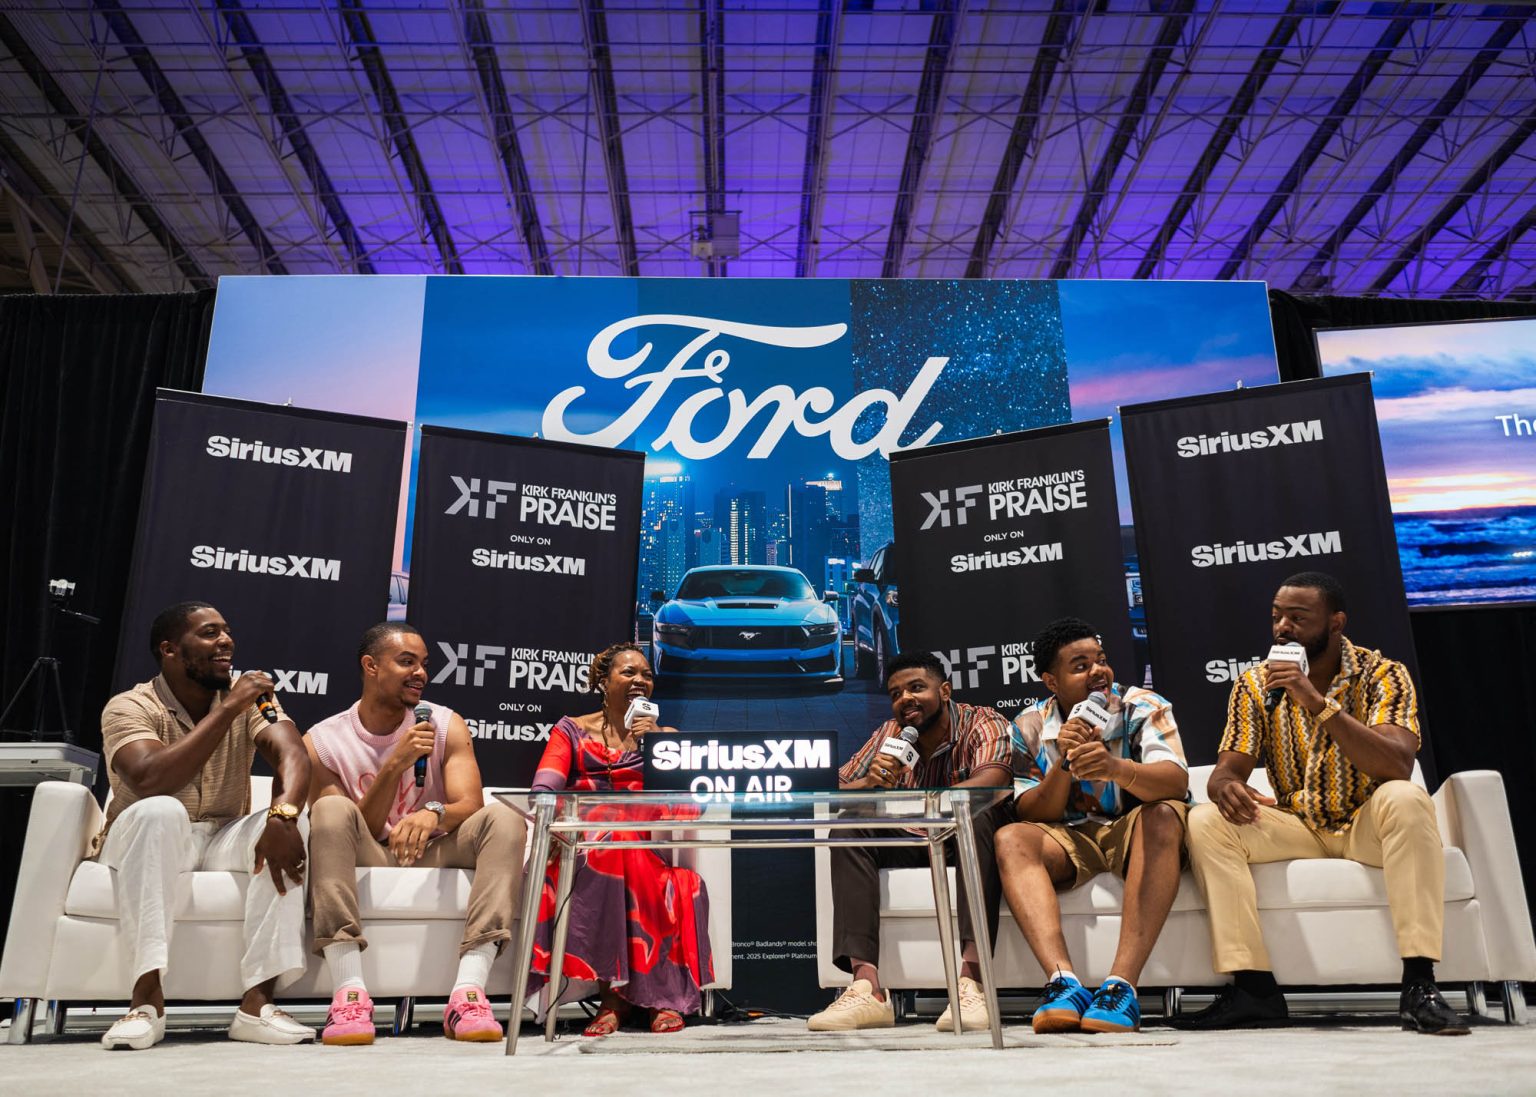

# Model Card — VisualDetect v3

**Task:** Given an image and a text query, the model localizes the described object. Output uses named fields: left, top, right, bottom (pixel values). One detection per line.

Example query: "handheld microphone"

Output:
left=413, top=702, right=432, bottom=788
left=234, top=670, right=279, bottom=725
left=1264, top=643, right=1309, bottom=712
left=624, top=696, right=659, bottom=730
left=877, top=725, right=922, bottom=771
left=1056, top=690, right=1111, bottom=772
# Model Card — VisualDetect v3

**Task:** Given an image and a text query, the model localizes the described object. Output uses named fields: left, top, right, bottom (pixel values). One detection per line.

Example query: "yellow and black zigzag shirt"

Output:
left=1219, top=638, right=1419, bottom=835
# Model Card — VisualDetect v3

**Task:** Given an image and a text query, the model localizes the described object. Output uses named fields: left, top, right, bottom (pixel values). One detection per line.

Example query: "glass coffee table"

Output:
left=494, top=786, right=1009, bottom=1054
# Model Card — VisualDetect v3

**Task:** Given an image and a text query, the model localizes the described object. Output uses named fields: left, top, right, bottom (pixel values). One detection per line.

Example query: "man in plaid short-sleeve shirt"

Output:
left=807, top=651, right=1015, bottom=1035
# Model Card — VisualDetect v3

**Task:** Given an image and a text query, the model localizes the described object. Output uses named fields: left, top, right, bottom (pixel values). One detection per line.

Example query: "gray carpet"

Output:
left=4, top=1016, right=1533, bottom=1095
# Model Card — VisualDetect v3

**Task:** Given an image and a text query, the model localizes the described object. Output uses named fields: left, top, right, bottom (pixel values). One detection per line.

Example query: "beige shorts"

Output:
left=1025, top=799, right=1190, bottom=890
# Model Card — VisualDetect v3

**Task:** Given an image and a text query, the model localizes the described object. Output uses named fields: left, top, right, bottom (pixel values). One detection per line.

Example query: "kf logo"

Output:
left=935, top=645, right=997, bottom=689
left=920, top=484, right=984, bottom=530
left=432, top=642, right=506, bottom=687
left=445, top=477, right=517, bottom=518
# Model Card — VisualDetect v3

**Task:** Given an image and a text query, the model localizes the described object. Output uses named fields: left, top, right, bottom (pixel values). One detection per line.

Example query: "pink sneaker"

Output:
left=322, top=987, right=376, bottom=1046
left=444, top=987, right=503, bottom=1042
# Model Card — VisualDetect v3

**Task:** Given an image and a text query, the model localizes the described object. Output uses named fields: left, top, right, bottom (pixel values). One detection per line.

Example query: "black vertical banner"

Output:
left=115, top=390, right=406, bottom=730
left=889, top=420, right=1134, bottom=709
left=408, top=428, right=644, bottom=786
left=1122, top=374, right=1426, bottom=770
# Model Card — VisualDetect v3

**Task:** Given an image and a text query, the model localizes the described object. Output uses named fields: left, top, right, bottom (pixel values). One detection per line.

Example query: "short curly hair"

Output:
left=1032, top=616, right=1100, bottom=678
left=588, top=641, right=647, bottom=692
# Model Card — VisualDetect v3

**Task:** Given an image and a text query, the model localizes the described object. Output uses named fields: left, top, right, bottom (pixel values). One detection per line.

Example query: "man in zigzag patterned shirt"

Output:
left=1174, top=571, right=1468, bottom=1036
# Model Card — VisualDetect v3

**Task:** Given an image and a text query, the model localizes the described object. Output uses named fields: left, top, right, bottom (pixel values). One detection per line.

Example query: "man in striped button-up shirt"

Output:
left=1175, top=572, right=1467, bottom=1036
left=807, top=651, right=1014, bottom=1036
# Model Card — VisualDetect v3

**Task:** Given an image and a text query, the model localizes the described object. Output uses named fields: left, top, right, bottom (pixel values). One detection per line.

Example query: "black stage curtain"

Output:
left=0, top=291, right=214, bottom=984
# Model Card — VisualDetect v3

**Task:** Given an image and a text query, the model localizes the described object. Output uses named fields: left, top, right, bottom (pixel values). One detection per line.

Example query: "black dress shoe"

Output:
left=1166, top=985, right=1289, bottom=1030
left=1400, top=982, right=1471, bottom=1035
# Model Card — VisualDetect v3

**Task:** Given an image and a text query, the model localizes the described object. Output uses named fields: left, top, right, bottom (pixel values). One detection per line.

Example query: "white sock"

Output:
left=324, top=942, right=366, bottom=993
left=1104, top=974, right=1133, bottom=988
left=1052, top=967, right=1080, bottom=985
left=452, top=943, right=497, bottom=992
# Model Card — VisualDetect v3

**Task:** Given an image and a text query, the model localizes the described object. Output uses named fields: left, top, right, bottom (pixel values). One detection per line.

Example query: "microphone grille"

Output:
left=1088, top=690, right=1110, bottom=707
left=414, top=702, right=432, bottom=722
left=899, top=725, right=921, bottom=744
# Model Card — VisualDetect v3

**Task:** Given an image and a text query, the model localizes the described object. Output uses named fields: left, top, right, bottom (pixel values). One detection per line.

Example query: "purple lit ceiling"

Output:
left=1, top=1, right=1534, bottom=297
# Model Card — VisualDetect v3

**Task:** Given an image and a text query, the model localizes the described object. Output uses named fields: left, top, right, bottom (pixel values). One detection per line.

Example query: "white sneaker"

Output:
left=101, top=1005, right=166, bottom=1050
left=806, top=979, right=896, bottom=1032
left=935, top=975, right=990, bottom=1032
left=228, top=1003, right=316, bottom=1045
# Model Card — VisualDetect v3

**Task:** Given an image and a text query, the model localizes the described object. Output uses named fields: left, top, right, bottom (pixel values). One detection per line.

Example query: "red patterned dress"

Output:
left=526, top=716, right=713, bottom=1014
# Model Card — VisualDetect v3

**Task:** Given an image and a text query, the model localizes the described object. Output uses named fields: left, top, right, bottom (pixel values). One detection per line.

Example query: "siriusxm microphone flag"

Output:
left=1121, top=374, right=1423, bottom=767
left=888, top=420, right=1133, bottom=711
left=408, top=427, right=644, bottom=785
left=114, top=390, right=406, bottom=730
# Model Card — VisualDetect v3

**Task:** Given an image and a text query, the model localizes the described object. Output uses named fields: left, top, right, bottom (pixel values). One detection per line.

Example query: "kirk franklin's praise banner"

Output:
left=888, top=420, right=1134, bottom=711
left=1121, top=375, right=1423, bottom=767
left=407, top=427, right=644, bottom=785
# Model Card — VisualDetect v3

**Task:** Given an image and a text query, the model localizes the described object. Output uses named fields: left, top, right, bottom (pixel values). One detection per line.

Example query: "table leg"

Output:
left=925, top=812, right=962, bottom=1039
left=504, top=797, right=555, bottom=1056
left=543, top=824, right=578, bottom=1042
left=954, top=806, right=1003, bottom=1049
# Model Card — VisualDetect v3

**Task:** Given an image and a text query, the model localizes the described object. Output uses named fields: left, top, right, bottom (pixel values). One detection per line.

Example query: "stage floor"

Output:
left=4, top=1016, right=1534, bottom=1095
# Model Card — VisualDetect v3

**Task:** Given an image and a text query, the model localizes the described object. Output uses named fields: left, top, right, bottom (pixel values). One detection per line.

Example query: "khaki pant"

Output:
left=1187, top=780, right=1443, bottom=973
left=308, top=796, right=527, bottom=956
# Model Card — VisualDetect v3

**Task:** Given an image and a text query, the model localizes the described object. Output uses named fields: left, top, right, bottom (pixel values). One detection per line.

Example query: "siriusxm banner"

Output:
left=889, top=421, right=1133, bottom=711
left=409, top=427, right=644, bottom=785
left=1122, top=375, right=1422, bottom=765
left=115, top=390, right=405, bottom=729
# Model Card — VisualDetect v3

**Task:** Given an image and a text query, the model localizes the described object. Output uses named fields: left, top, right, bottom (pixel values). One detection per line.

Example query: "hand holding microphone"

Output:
left=1057, top=690, right=1112, bottom=773
left=412, top=702, right=433, bottom=787
left=1263, top=643, right=1310, bottom=712
left=868, top=725, right=921, bottom=788
left=227, top=670, right=280, bottom=724
left=624, top=696, right=659, bottom=736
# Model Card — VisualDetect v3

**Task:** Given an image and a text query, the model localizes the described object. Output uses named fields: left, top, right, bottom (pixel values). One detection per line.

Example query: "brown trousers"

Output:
left=308, top=796, right=527, bottom=957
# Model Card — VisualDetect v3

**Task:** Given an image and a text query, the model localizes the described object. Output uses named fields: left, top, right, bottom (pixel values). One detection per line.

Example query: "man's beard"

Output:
left=183, top=646, right=232, bottom=691
left=1302, top=632, right=1329, bottom=661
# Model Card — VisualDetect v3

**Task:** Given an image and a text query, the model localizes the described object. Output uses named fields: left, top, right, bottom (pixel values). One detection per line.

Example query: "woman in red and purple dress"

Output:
left=527, top=642, right=712, bottom=1036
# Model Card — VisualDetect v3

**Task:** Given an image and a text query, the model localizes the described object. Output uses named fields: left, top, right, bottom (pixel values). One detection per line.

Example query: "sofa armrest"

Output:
left=1434, top=770, right=1536, bottom=981
left=0, top=781, right=101, bottom=998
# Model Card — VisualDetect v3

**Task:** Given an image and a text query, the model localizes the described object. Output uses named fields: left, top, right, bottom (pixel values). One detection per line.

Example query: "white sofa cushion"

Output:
left=877, top=846, right=1474, bottom=917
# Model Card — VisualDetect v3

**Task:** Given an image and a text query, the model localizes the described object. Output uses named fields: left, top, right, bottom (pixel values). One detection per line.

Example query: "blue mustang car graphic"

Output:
left=651, top=565, right=843, bottom=684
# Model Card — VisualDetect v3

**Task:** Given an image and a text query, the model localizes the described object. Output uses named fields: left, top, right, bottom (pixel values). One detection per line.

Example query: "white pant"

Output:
left=98, top=796, right=308, bottom=992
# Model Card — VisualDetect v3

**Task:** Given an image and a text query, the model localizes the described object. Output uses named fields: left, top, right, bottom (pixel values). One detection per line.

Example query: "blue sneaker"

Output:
left=1032, top=975, right=1094, bottom=1033
left=1081, top=978, right=1140, bottom=1033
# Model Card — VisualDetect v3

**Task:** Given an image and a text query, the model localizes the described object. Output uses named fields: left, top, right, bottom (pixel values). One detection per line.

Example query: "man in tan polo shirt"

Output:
left=95, top=600, right=314, bottom=1050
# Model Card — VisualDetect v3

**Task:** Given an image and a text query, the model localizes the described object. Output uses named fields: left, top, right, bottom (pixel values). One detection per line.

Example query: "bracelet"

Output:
left=1121, top=765, right=1139, bottom=793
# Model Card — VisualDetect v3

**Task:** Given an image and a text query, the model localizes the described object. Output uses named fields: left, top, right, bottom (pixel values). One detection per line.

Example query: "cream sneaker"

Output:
left=101, top=1005, right=166, bottom=1050
left=935, top=975, right=990, bottom=1032
left=806, top=979, right=896, bottom=1031
left=228, top=1003, right=316, bottom=1045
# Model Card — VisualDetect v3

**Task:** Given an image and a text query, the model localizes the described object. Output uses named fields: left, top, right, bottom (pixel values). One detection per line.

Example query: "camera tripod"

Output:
left=0, top=587, right=99, bottom=743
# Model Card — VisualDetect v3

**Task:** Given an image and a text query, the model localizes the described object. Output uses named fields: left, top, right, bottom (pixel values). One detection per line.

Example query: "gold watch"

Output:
left=1315, top=697, right=1343, bottom=726
left=266, top=801, right=301, bottom=823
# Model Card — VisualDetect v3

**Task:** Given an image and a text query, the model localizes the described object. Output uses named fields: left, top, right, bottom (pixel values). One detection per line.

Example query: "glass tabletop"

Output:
left=490, top=785, right=1008, bottom=824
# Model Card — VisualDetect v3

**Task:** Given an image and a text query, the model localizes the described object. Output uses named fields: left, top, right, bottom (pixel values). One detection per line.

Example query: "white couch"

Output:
left=815, top=765, right=1535, bottom=1019
left=2, top=778, right=731, bottom=1039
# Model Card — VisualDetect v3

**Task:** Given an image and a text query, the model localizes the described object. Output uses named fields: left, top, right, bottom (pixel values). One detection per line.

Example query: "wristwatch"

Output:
left=424, top=800, right=446, bottom=823
left=1315, top=697, right=1343, bottom=726
left=266, top=801, right=301, bottom=823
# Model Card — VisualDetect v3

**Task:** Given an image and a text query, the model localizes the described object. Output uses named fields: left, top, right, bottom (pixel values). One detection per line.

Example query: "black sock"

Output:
left=1233, top=970, right=1280, bottom=998
left=1402, top=957, right=1435, bottom=987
